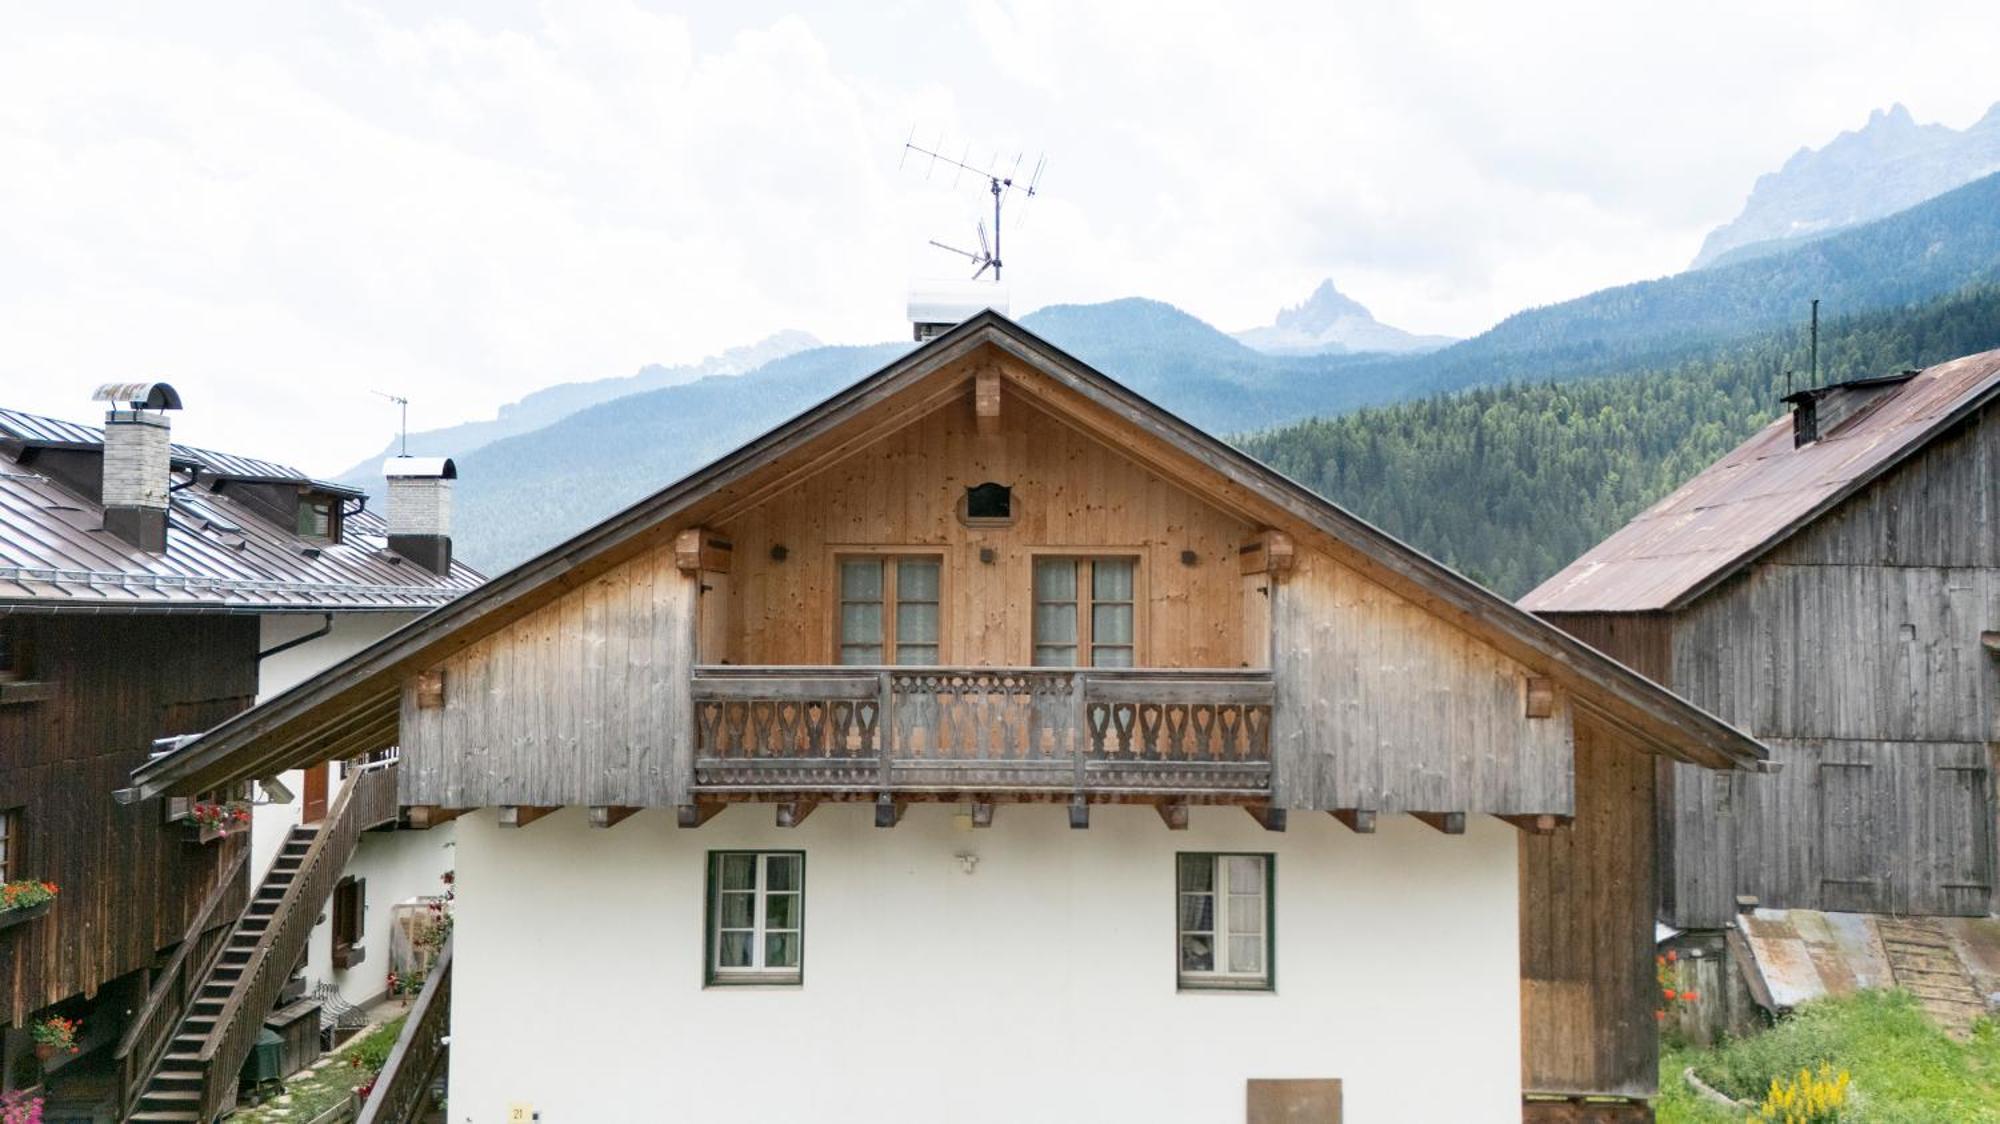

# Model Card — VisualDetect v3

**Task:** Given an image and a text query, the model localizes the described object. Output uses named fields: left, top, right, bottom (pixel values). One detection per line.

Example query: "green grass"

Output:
left=233, top=1015, right=407, bottom=1122
left=1658, top=991, right=2000, bottom=1123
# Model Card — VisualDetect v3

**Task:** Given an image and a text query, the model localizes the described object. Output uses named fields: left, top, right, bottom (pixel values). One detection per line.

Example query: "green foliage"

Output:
left=346, top=1015, right=408, bottom=1076
left=1236, top=282, right=2000, bottom=597
left=1659, top=991, right=2000, bottom=1124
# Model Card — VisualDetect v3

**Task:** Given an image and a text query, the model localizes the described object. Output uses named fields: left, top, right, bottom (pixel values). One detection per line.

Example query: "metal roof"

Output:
left=0, top=408, right=481, bottom=612
left=1521, top=348, right=2000, bottom=614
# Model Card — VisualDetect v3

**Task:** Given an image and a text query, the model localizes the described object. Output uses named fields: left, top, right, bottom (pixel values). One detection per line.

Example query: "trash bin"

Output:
left=241, top=1027, right=285, bottom=1090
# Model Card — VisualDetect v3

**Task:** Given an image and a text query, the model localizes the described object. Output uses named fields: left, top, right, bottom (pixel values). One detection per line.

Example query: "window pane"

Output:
left=719, top=854, right=755, bottom=890
left=765, top=855, right=800, bottom=892
left=1180, top=934, right=1214, bottom=972
left=765, top=892, right=799, bottom=930
left=1227, top=894, right=1262, bottom=935
left=1092, top=558, right=1135, bottom=601
left=765, top=931, right=800, bottom=969
left=1034, top=602, right=1076, bottom=644
left=1229, top=936, right=1264, bottom=974
left=1091, top=645, right=1134, bottom=669
left=840, top=603, right=882, bottom=645
left=1178, top=854, right=1214, bottom=892
left=840, top=559, right=883, bottom=600
left=840, top=644, right=884, bottom=665
left=896, top=558, right=940, bottom=600
left=717, top=931, right=754, bottom=968
left=1034, top=558, right=1076, bottom=600
left=719, top=891, right=755, bottom=929
left=1227, top=855, right=1263, bottom=892
left=1032, top=645, right=1076, bottom=667
left=1092, top=603, right=1134, bottom=644
left=1179, top=893, right=1213, bottom=932
left=896, top=602, right=939, bottom=644
left=894, top=644, right=938, bottom=666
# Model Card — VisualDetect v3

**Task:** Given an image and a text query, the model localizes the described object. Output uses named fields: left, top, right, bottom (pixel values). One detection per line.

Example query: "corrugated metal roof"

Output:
left=0, top=408, right=481, bottom=612
left=1521, top=348, right=2000, bottom=614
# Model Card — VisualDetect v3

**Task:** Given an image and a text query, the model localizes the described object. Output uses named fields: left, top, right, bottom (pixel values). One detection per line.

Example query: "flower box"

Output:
left=0, top=898, right=52, bottom=932
left=186, top=800, right=252, bottom=844
left=0, top=880, right=58, bottom=930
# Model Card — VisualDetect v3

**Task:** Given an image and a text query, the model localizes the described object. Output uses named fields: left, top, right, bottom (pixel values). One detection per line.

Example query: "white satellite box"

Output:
left=908, top=279, right=1010, bottom=342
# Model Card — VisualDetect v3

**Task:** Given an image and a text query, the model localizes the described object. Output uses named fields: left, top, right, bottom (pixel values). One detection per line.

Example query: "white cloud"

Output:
left=2, top=0, right=1998, bottom=472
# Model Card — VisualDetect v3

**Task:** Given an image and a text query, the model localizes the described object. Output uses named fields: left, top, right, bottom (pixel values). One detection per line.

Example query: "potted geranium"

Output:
left=1, top=1089, right=44, bottom=1124
left=30, top=1015, right=80, bottom=1061
left=187, top=801, right=251, bottom=843
left=0, top=880, right=57, bottom=930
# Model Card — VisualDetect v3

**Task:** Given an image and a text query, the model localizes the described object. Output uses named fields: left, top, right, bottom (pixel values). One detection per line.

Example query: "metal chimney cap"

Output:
left=92, top=382, right=183, bottom=411
left=382, top=455, right=457, bottom=480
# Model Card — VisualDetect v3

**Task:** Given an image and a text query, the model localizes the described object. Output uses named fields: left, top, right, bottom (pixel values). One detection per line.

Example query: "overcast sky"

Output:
left=4, top=1, right=1999, bottom=475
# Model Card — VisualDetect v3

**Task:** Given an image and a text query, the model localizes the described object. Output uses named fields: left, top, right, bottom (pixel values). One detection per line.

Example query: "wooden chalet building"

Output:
left=133, top=314, right=1765, bottom=1122
left=0, top=386, right=477, bottom=1121
left=1523, top=350, right=2000, bottom=1003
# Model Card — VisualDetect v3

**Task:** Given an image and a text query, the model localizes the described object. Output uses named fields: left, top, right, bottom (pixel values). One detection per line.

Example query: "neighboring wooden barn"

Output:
left=1523, top=350, right=2000, bottom=930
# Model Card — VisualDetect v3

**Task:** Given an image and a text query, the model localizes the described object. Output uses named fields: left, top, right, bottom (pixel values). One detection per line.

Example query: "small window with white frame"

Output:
left=1177, top=853, right=1272, bottom=990
left=708, top=851, right=804, bottom=985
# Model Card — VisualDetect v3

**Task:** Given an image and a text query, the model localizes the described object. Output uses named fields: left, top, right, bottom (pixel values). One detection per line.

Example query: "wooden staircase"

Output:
left=1877, top=917, right=1986, bottom=1040
left=124, top=763, right=401, bottom=1122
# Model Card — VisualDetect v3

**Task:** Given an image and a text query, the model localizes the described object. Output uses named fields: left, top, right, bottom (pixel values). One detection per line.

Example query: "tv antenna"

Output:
left=901, top=131, right=1046, bottom=282
left=373, top=390, right=410, bottom=456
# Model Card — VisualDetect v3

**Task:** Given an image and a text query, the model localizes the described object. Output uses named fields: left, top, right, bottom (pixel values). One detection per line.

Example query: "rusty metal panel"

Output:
left=1739, top=907, right=1895, bottom=1009
left=1522, top=349, right=2000, bottom=613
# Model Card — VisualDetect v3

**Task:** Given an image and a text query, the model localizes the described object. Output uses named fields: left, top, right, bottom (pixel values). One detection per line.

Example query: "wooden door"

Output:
left=302, top=763, right=329, bottom=824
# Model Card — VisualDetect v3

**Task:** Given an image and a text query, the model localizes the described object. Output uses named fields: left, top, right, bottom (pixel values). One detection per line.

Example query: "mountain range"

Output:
left=1232, top=280, right=1455, bottom=355
left=1692, top=101, right=2000, bottom=269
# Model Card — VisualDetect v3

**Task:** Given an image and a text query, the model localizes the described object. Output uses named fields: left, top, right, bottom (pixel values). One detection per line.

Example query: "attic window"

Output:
left=296, top=495, right=339, bottom=544
left=960, top=482, right=1013, bottom=527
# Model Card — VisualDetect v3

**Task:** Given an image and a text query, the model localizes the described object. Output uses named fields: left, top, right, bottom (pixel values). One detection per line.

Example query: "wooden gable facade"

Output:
left=1527, top=354, right=2000, bottom=930
left=131, top=313, right=1765, bottom=1106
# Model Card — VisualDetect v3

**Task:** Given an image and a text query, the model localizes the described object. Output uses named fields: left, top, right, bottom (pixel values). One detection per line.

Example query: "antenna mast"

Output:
left=374, top=390, right=410, bottom=456
left=901, top=132, right=1046, bottom=281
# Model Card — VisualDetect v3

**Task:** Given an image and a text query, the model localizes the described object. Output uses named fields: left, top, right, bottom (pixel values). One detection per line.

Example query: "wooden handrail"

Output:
left=114, top=840, right=252, bottom=1116
left=192, top=763, right=399, bottom=1119
left=355, top=940, right=452, bottom=1124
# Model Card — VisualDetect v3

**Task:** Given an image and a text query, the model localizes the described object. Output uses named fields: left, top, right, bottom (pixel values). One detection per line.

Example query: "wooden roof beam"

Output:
left=498, top=805, right=558, bottom=829
left=677, top=801, right=724, bottom=829
left=1497, top=813, right=1567, bottom=834
left=775, top=800, right=817, bottom=829
left=1244, top=803, right=1287, bottom=832
left=1330, top=809, right=1376, bottom=833
left=589, top=805, right=641, bottom=829
left=875, top=795, right=907, bottom=828
left=1155, top=800, right=1190, bottom=830
left=969, top=800, right=995, bottom=828
left=1411, top=811, right=1467, bottom=835
left=404, top=805, right=467, bottom=831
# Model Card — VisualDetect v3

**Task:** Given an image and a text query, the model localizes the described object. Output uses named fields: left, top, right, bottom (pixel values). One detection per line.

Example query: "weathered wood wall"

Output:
left=398, top=541, right=697, bottom=810
left=0, top=614, right=256, bottom=1026
left=1270, top=544, right=1574, bottom=814
left=1635, top=403, right=1997, bottom=928
left=714, top=391, right=1255, bottom=668
left=1520, top=714, right=1658, bottom=1098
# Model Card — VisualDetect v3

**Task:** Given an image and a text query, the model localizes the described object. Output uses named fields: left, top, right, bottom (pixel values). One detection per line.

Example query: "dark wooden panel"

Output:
left=0, top=613, right=257, bottom=1026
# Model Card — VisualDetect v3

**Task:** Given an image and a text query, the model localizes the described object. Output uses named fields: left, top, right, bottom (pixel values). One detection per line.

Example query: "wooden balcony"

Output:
left=692, top=666, right=1274, bottom=800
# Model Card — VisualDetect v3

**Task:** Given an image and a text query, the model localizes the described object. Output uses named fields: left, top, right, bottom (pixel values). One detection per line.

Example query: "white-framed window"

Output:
left=837, top=555, right=941, bottom=665
left=1032, top=557, right=1136, bottom=667
left=708, top=851, right=804, bottom=984
left=1177, top=852, right=1272, bottom=990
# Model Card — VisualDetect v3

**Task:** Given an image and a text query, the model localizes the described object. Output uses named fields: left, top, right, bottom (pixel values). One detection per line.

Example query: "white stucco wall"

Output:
left=449, top=803, right=1522, bottom=1123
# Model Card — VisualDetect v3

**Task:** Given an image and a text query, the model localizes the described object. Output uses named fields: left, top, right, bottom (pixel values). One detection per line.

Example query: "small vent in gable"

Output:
left=961, top=482, right=1013, bottom=526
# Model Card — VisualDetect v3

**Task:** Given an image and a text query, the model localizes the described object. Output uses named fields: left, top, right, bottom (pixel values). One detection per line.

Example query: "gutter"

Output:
left=259, top=612, right=334, bottom=661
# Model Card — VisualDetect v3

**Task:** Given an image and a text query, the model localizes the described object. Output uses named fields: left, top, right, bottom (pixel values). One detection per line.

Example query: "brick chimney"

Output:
left=93, top=382, right=182, bottom=551
left=383, top=456, right=456, bottom=575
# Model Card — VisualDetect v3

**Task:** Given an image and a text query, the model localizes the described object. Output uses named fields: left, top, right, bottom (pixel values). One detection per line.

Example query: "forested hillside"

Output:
left=1240, top=282, right=2000, bottom=596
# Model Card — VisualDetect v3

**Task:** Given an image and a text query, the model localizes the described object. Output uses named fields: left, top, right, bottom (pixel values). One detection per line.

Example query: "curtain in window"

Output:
left=1033, top=559, right=1078, bottom=666
left=838, top=559, right=884, bottom=664
left=894, top=558, right=940, bottom=665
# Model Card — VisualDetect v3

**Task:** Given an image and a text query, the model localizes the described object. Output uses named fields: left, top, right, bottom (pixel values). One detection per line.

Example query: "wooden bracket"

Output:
left=874, top=795, right=906, bottom=828
left=676, top=801, right=724, bottom=829
left=498, top=805, right=558, bottom=829
left=589, top=805, right=640, bottom=829
left=1238, top=530, right=1295, bottom=577
left=776, top=800, right=817, bottom=829
left=405, top=805, right=467, bottom=830
left=415, top=669, right=445, bottom=710
left=674, top=527, right=733, bottom=574
left=974, top=370, right=1002, bottom=436
left=1330, top=808, right=1376, bottom=834
left=1245, top=804, right=1287, bottom=832
left=1411, top=811, right=1466, bottom=835
left=1498, top=813, right=1564, bottom=834
left=1155, top=800, right=1190, bottom=830
left=969, top=801, right=995, bottom=828
left=1068, top=797, right=1089, bottom=830
left=1524, top=676, right=1555, bottom=719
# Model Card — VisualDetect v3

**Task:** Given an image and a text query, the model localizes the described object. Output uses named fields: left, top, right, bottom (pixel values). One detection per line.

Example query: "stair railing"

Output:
left=193, top=762, right=400, bottom=1119
left=355, top=939, right=453, bottom=1124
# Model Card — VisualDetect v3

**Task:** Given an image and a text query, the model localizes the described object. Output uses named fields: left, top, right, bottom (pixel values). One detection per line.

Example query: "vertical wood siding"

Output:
left=0, top=614, right=256, bottom=1026
left=1270, top=545, right=1574, bottom=814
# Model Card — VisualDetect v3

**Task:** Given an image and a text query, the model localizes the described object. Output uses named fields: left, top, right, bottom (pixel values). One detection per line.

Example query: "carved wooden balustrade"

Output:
left=692, top=666, right=1273, bottom=798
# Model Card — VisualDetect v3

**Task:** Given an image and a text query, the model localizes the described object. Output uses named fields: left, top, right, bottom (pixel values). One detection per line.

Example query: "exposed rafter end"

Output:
left=677, top=801, right=724, bottom=829
left=1497, top=813, right=1566, bottom=835
left=1068, top=796, right=1089, bottom=830
left=874, top=795, right=906, bottom=828
left=776, top=800, right=817, bottom=829
left=970, top=801, right=995, bottom=828
left=974, top=369, right=1002, bottom=435
left=1330, top=809, right=1376, bottom=834
left=589, top=805, right=640, bottom=829
left=1411, top=811, right=1466, bottom=835
left=499, top=805, right=558, bottom=829
left=1155, top=800, right=1190, bottom=830
left=405, top=805, right=468, bottom=830
left=1244, top=803, right=1286, bottom=832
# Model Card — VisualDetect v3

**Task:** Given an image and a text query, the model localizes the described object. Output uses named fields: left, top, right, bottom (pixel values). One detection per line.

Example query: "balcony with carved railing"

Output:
left=692, top=666, right=1274, bottom=800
